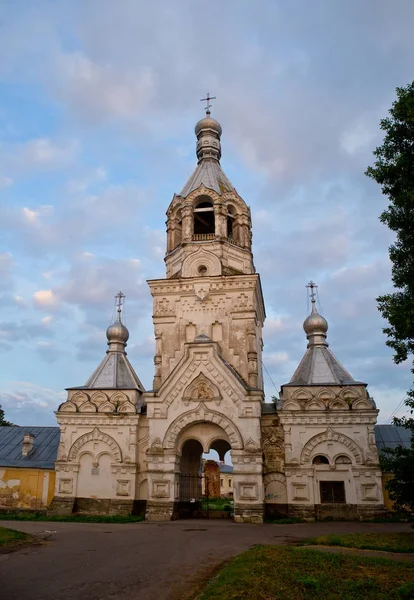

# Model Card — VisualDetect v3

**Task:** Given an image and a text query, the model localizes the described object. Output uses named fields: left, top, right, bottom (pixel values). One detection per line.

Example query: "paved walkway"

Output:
left=0, top=520, right=411, bottom=600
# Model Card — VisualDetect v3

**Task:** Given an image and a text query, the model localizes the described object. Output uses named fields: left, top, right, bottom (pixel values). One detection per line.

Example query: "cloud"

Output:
left=33, top=289, right=59, bottom=309
left=0, top=0, right=413, bottom=427
left=0, top=382, right=65, bottom=426
left=0, top=138, right=78, bottom=174
left=0, top=176, right=13, bottom=188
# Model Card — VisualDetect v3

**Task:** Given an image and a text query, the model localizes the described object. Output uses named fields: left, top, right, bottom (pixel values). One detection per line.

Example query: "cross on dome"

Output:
left=200, top=92, right=216, bottom=116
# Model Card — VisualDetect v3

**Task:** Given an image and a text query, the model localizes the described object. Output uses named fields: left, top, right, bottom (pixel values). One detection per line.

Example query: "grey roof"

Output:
left=180, top=159, right=234, bottom=197
left=80, top=352, right=145, bottom=391
left=219, top=464, right=233, bottom=473
left=262, top=403, right=277, bottom=414
left=375, top=424, right=412, bottom=452
left=0, top=426, right=59, bottom=469
left=286, top=346, right=364, bottom=386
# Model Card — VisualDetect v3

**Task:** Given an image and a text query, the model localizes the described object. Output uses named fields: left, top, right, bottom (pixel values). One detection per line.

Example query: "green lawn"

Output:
left=303, top=532, right=414, bottom=554
left=0, top=512, right=144, bottom=524
left=0, top=526, right=32, bottom=549
left=202, top=498, right=233, bottom=511
left=197, top=546, right=414, bottom=600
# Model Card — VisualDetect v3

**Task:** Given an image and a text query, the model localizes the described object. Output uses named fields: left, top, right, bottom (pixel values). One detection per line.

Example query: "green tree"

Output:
left=0, top=403, right=13, bottom=426
left=366, top=81, right=414, bottom=512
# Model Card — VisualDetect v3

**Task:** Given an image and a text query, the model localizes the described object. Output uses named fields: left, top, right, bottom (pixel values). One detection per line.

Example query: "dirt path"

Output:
left=0, top=520, right=411, bottom=600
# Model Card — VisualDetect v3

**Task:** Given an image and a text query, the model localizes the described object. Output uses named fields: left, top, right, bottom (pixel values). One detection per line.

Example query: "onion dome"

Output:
left=195, top=113, right=222, bottom=163
left=195, top=116, right=222, bottom=138
left=106, top=317, right=129, bottom=346
left=303, top=298, right=328, bottom=347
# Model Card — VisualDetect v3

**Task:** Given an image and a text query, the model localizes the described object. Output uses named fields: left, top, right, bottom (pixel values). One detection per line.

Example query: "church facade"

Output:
left=50, top=112, right=385, bottom=523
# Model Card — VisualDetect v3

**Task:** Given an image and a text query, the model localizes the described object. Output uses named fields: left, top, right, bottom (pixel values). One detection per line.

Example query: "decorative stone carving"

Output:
left=301, top=428, right=363, bottom=465
left=68, top=428, right=122, bottom=462
left=148, top=438, right=164, bottom=455
left=182, top=373, right=221, bottom=406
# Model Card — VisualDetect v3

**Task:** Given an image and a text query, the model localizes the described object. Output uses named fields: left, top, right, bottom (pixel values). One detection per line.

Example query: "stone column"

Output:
left=231, top=447, right=264, bottom=523
left=181, top=204, right=193, bottom=242
left=214, top=203, right=227, bottom=239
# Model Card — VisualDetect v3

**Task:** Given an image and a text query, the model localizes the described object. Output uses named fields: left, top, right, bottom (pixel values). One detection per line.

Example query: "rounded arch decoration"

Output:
left=301, top=428, right=363, bottom=465
left=68, top=427, right=122, bottom=462
left=181, top=246, right=221, bottom=277
left=163, top=405, right=243, bottom=450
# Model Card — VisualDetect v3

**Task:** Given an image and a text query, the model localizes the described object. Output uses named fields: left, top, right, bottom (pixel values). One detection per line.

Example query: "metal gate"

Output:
left=178, top=474, right=209, bottom=518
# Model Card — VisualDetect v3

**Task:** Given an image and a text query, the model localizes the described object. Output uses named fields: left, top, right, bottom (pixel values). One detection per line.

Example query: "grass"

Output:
left=0, top=512, right=144, bottom=524
left=302, top=532, right=414, bottom=554
left=0, top=526, right=33, bottom=549
left=202, top=498, right=234, bottom=512
left=265, top=517, right=305, bottom=524
left=197, top=545, right=414, bottom=600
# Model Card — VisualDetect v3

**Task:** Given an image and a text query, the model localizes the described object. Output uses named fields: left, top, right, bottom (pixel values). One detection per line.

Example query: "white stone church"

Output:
left=50, top=111, right=385, bottom=523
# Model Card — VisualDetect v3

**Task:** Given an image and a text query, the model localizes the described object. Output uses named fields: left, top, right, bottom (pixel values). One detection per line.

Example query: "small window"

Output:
left=335, top=455, right=352, bottom=465
left=312, top=455, right=329, bottom=465
left=220, top=479, right=223, bottom=487
left=198, top=265, right=207, bottom=276
left=320, top=481, right=346, bottom=503
left=229, top=479, right=232, bottom=488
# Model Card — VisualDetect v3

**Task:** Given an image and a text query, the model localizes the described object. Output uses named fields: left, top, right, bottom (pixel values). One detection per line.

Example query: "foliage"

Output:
left=0, top=512, right=144, bottom=523
left=0, top=526, right=32, bottom=548
left=202, top=498, right=234, bottom=511
left=365, top=81, right=414, bottom=403
left=197, top=545, right=414, bottom=600
left=302, top=532, right=414, bottom=553
left=0, top=403, right=13, bottom=426
left=366, top=81, right=414, bottom=513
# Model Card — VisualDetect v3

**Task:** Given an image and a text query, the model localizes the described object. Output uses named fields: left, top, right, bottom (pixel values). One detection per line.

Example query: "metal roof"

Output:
left=286, top=345, right=364, bottom=386
left=80, top=351, right=145, bottom=391
left=180, top=159, right=234, bottom=198
left=374, top=424, right=412, bottom=452
left=0, top=426, right=59, bottom=469
left=219, top=464, right=233, bottom=473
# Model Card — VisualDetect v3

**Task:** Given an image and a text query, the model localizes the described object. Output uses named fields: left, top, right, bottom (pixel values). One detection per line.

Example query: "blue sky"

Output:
left=0, top=0, right=413, bottom=426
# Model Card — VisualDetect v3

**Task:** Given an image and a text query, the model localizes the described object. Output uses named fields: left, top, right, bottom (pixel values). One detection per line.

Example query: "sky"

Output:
left=0, top=0, right=413, bottom=427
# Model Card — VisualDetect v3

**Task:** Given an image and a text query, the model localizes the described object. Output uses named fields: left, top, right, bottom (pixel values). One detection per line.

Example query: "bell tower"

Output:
left=148, top=108, right=265, bottom=390
left=145, top=105, right=266, bottom=523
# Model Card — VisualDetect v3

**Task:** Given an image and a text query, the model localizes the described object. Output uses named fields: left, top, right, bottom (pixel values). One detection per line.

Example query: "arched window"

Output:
left=194, top=198, right=215, bottom=236
left=312, top=455, right=329, bottom=465
left=227, top=204, right=237, bottom=241
left=335, top=455, right=352, bottom=465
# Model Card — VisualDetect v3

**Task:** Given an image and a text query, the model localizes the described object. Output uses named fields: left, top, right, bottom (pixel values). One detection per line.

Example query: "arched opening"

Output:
left=193, top=198, right=215, bottom=237
left=173, top=209, right=182, bottom=248
left=335, top=455, right=352, bottom=465
left=202, top=439, right=233, bottom=515
left=227, top=204, right=237, bottom=242
left=179, top=439, right=204, bottom=518
left=312, top=455, right=329, bottom=465
left=176, top=422, right=235, bottom=519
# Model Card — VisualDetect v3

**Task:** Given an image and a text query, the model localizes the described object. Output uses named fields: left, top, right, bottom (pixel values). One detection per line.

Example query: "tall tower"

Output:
left=144, top=106, right=266, bottom=522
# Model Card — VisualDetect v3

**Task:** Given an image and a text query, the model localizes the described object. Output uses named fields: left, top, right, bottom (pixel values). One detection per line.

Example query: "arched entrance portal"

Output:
left=177, top=424, right=233, bottom=519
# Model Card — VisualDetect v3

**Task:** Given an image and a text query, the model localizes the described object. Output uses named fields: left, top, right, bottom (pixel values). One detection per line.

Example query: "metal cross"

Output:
left=115, top=291, right=126, bottom=314
left=200, top=93, right=216, bottom=116
left=306, top=281, right=318, bottom=301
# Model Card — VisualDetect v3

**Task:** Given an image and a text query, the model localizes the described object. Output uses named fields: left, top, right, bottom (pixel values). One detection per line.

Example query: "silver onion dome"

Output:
left=194, top=116, right=222, bottom=137
left=106, top=319, right=129, bottom=345
left=303, top=298, right=328, bottom=347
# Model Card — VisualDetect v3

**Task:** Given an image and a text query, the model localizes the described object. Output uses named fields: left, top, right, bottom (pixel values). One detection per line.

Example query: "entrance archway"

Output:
left=177, top=424, right=234, bottom=519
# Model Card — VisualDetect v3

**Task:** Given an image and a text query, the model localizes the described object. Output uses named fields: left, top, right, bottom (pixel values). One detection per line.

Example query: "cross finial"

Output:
left=306, top=281, right=318, bottom=302
left=200, top=92, right=216, bottom=116
left=115, top=291, right=126, bottom=320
